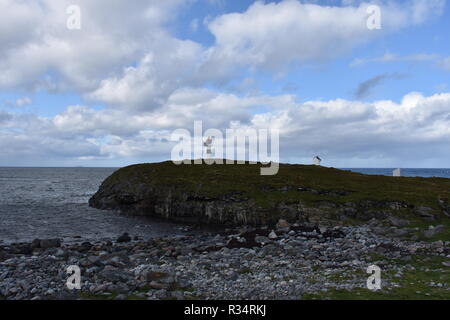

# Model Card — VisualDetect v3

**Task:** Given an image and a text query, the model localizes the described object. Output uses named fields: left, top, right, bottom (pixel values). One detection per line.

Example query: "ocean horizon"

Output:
left=344, top=168, right=450, bottom=178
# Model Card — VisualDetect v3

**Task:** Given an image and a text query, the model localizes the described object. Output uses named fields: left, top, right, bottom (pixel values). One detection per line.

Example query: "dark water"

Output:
left=0, top=168, right=187, bottom=244
left=344, top=168, right=450, bottom=178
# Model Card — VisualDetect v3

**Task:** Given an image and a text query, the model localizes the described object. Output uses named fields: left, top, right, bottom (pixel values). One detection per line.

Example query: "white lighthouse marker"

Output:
left=313, top=156, right=322, bottom=166
left=203, top=136, right=213, bottom=158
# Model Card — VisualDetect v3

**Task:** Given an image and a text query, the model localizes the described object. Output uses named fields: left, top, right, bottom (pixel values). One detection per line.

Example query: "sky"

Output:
left=0, top=0, right=449, bottom=167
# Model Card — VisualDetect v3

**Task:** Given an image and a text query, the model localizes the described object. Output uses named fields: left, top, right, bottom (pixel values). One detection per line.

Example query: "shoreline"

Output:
left=1, top=221, right=448, bottom=300
left=0, top=219, right=227, bottom=247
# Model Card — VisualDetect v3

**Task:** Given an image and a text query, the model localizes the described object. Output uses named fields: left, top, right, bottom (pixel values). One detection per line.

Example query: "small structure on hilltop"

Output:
left=393, top=168, right=401, bottom=177
left=313, top=156, right=322, bottom=166
left=203, top=136, right=213, bottom=158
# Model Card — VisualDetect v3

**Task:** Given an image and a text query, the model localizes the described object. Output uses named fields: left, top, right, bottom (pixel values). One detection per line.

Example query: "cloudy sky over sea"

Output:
left=1, top=0, right=449, bottom=168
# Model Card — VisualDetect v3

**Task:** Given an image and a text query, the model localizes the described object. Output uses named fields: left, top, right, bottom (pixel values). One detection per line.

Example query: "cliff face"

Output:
left=89, top=161, right=450, bottom=227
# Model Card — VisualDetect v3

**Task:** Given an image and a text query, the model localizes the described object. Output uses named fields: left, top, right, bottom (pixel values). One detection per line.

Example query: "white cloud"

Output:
left=0, top=0, right=444, bottom=112
left=2, top=91, right=450, bottom=166
left=85, top=0, right=445, bottom=112
left=0, top=0, right=448, bottom=166
left=88, top=39, right=206, bottom=111
left=350, top=52, right=439, bottom=67
left=0, top=0, right=187, bottom=91
left=206, top=0, right=444, bottom=72
left=15, top=97, right=32, bottom=107
left=409, top=0, right=446, bottom=24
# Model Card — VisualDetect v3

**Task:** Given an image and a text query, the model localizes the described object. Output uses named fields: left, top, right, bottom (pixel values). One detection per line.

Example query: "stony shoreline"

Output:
left=0, top=220, right=449, bottom=300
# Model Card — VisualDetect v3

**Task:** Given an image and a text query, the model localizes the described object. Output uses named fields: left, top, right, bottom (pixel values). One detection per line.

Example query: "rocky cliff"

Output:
left=89, top=161, right=450, bottom=227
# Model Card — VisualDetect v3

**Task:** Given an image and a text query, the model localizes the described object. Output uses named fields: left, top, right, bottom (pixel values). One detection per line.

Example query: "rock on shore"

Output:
left=0, top=221, right=448, bottom=300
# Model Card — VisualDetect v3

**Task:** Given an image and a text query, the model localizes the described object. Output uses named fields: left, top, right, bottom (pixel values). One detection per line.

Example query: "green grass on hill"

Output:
left=104, top=160, right=450, bottom=215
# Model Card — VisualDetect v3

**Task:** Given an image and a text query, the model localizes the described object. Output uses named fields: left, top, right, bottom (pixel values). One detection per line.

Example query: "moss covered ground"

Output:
left=104, top=160, right=450, bottom=215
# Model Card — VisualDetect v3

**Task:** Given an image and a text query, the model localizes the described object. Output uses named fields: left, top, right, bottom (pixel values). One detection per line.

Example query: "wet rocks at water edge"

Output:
left=117, top=233, right=132, bottom=243
left=0, top=221, right=448, bottom=300
left=39, top=239, right=61, bottom=249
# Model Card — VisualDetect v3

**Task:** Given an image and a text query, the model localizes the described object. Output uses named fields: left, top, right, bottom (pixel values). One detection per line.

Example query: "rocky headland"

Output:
left=89, top=161, right=450, bottom=227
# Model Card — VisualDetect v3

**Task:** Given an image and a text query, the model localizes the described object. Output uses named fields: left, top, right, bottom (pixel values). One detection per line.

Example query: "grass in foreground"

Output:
left=304, top=255, right=449, bottom=300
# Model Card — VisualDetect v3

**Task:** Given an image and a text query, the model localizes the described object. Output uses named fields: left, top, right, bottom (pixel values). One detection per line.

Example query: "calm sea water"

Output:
left=344, top=168, right=450, bottom=178
left=1, top=167, right=449, bottom=244
left=0, top=167, right=188, bottom=244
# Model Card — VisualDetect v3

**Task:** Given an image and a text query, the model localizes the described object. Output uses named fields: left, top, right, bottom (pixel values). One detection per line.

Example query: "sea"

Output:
left=0, top=167, right=449, bottom=244
left=345, top=168, right=450, bottom=178
left=0, top=167, right=188, bottom=244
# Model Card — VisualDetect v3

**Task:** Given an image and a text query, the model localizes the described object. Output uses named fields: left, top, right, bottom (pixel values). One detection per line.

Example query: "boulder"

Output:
left=254, top=236, right=270, bottom=244
left=116, top=233, right=131, bottom=243
left=276, top=219, right=291, bottom=231
left=146, top=271, right=168, bottom=281
left=31, top=239, right=41, bottom=249
left=10, top=244, right=33, bottom=255
left=387, top=216, right=410, bottom=227
left=40, top=239, right=61, bottom=249
left=268, top=230, right=278, bottom=240
left=414, top=206, right=438, bottom=220
left=423, top=225, right=446, bottom=239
